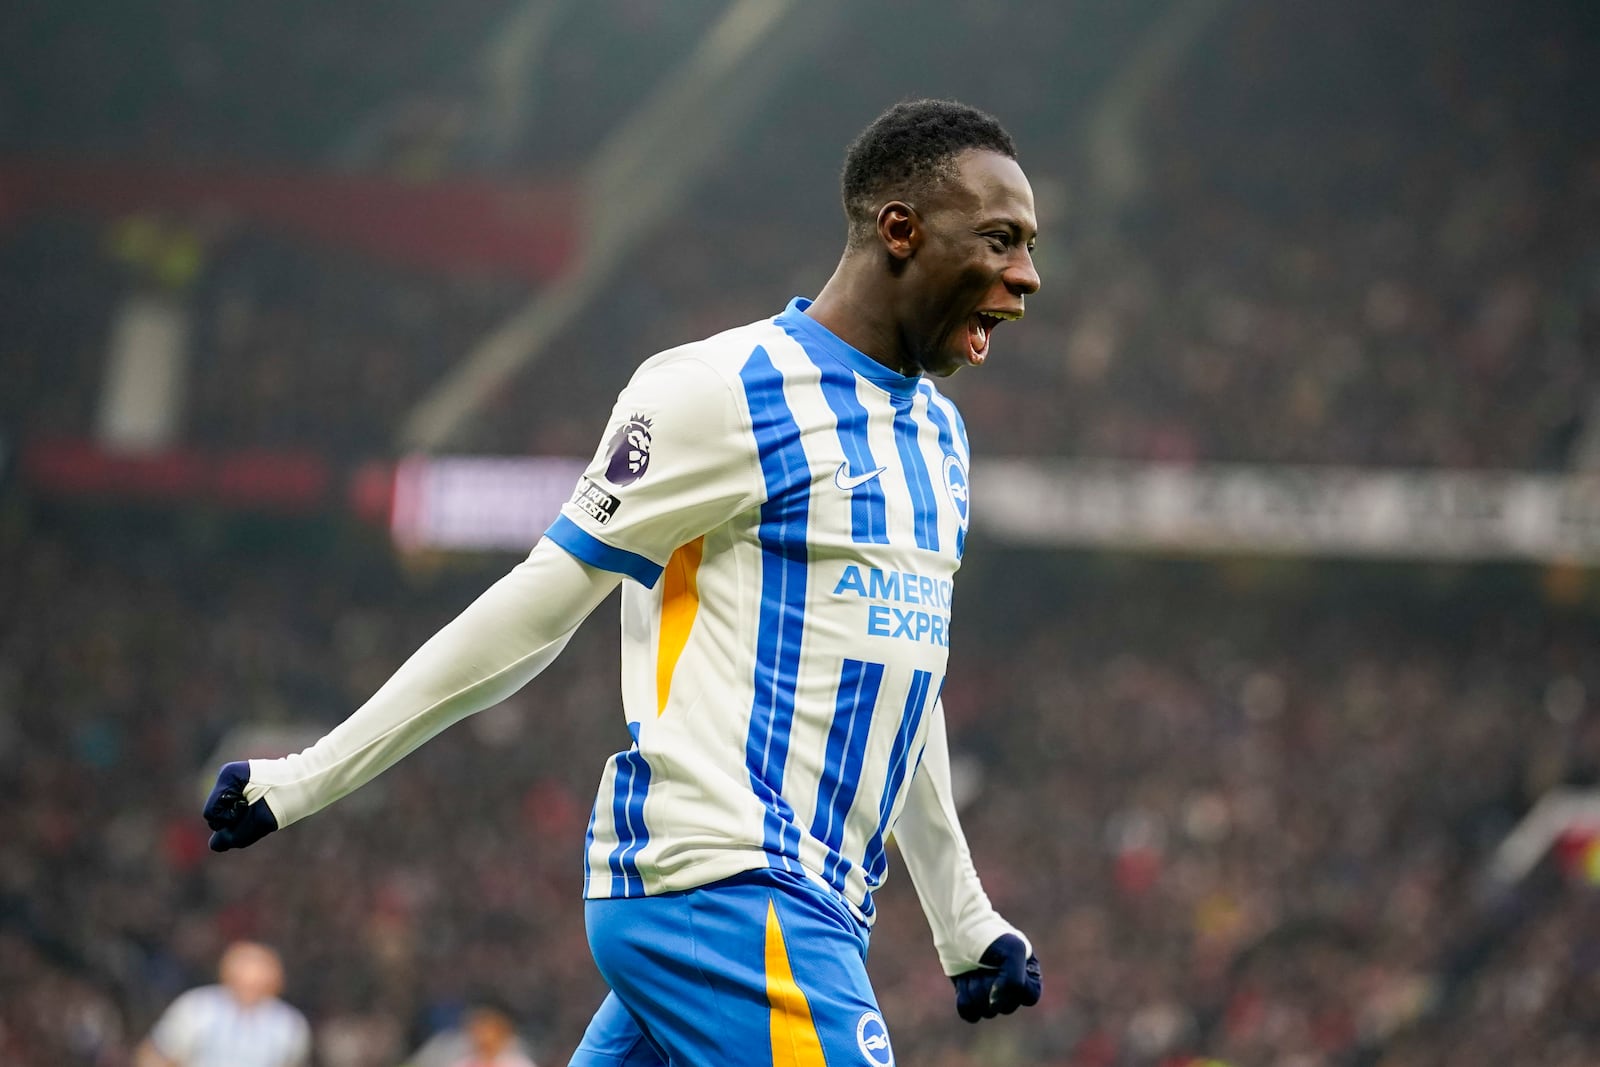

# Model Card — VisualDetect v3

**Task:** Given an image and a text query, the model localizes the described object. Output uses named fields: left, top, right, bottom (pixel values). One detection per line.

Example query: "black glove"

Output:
left=951, top=933, right=1042, bottom=1023
left=203, top=761, right=279, bottom=852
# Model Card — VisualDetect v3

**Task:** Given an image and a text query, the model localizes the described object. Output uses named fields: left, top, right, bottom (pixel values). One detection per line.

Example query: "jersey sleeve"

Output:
left=243, top=539, right=620, bottom=829
left=546, top=353, right=761, bottom=588
left=893, top=698, right=1030, bottom=975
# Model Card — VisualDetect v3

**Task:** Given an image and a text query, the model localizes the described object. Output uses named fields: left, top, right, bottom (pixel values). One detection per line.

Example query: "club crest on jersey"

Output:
left=604, top=414, right=653, bottom=486
left=856, top=1011, right=893, bottom=1066
left=942, top=453, right=969, bottom=527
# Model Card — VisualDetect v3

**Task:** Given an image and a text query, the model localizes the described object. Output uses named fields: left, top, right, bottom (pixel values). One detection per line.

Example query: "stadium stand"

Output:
left=2, top=0, right=1595, bottom=468
left=2, top=0, right=1598, bottom=1064
left=4, top=524, right=1600, bottom=1065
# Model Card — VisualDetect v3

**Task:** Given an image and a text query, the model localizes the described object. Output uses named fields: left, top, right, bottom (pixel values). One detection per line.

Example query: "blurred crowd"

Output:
left=3, top=0, right=1597, bottom=469
left=1010, top=0, right=1600, bottom=469
left=587, top=0, right=1600, bottom=471
left=905, top=555, right=1600, bottom=1066
left=0, top=519, right=614, bottom=1066
left=4, top=0, right=1600, bottom=1065
left=3, top=0, right=552, bottom=166
left=0, top=217, right=525, bottom=456
left=3, top=517, right=1599, bottom=1066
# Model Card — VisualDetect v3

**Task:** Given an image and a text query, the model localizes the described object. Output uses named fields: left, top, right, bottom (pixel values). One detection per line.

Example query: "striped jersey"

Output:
left=546, top=298, right=972, bottom=921
left=148, top=986, right=310, bottom=1067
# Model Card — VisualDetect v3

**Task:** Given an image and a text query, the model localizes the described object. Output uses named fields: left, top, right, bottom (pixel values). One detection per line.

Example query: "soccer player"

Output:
left=136, top=941, right=311, bottom=1067
left=204, top=98, right=1043, bottom=1066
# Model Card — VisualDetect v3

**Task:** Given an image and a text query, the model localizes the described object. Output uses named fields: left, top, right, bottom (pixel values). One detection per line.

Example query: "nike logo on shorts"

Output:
left=834, top=463, right=887, bottom=491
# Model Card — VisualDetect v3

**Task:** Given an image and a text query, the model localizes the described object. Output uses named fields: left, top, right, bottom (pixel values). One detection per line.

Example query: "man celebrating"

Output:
left=205, top=98, right=1043, bottom=1065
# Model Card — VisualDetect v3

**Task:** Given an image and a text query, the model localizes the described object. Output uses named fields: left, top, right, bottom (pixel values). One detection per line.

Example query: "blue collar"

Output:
left=775, top=297, right=921, bottom=398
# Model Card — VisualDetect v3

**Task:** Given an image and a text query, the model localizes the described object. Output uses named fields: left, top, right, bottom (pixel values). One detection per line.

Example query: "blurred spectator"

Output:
left=3, top=1, right=1600, bottom=1065
left=3, top=514, right=1600, bottom=1065
left=6, top=0, right=1596, bottom=469
left=135, top=940, right=310, bottom=1067
left=407, top=999, right=539, bottom=1067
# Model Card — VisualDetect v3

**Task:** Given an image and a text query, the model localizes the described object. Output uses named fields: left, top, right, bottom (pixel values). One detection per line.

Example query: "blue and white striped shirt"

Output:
left=148, top=985, right=310, bottom=1067
left=548, top=299, right=973, bottom=921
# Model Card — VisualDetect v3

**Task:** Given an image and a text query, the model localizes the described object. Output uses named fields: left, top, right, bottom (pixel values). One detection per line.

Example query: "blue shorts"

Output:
left=570, top=869, right=895, bottom=1067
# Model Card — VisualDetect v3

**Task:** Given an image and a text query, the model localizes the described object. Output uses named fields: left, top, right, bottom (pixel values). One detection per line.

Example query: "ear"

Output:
left=875, top=201, right=920, bottom=261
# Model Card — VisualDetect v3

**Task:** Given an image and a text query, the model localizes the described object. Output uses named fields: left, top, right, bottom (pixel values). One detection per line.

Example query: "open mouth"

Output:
left=966, top=309, right=1021, bottom=366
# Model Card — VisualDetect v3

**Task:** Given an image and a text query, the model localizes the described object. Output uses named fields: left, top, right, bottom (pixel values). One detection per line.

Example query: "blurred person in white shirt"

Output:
left=407, top=1000, right=537, bottom=1067
left=136, top=941, right=310, bottom=1067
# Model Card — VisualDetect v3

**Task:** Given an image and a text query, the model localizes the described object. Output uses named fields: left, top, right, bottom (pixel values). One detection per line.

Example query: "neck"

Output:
left=804, top=253, right=913, bottom=376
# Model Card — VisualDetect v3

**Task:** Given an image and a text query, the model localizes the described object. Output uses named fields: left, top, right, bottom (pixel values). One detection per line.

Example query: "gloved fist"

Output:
left=203, top=761, right=278, bottom=852
left=951, top=933, right=1042, bottom=1023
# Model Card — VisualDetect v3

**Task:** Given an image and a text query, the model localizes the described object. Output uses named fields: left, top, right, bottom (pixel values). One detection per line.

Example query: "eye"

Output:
left=984, top=232, right=1011, bottom=251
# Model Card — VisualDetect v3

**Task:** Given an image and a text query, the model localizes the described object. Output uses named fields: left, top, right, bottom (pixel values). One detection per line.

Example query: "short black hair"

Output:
left=840, top=99, right=1017, bottom=247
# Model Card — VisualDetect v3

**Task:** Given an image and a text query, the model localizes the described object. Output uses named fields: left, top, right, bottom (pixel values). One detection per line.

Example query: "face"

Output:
left=219, top=942, right=285, bottom=1006
left=894, top=149, right=1040, bottom=377
left=466, top=1009, right=515, bottom=1055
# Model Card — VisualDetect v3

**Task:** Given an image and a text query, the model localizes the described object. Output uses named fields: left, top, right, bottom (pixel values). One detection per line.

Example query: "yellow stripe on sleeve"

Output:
left=655, top=536, right=704, bottom=715
left=765, top=899, right=828, bottom=1067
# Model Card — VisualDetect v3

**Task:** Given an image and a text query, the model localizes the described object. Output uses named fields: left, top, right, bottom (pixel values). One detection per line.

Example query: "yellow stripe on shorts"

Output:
left=765, top=899, right=827, bottom=1066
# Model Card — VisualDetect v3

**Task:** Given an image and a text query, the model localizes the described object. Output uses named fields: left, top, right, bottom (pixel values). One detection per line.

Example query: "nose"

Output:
left=1004, top=251, right=1040, bottom=297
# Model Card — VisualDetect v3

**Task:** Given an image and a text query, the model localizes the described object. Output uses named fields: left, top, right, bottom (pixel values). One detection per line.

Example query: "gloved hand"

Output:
left=203, top=761, right=279, bottom=852
left=951, top=933, right=1042, bottom=1023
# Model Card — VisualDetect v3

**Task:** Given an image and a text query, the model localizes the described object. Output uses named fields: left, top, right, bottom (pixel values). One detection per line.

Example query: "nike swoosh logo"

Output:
left=834, top=462, right=887, bottom=491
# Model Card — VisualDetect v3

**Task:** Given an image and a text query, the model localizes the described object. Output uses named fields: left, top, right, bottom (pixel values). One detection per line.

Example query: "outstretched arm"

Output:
left=208, top=537, right=621, bottom=847
left=208, top=351, right=758, bottom=849
left=894, top=698, right=1042, bottom=1021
